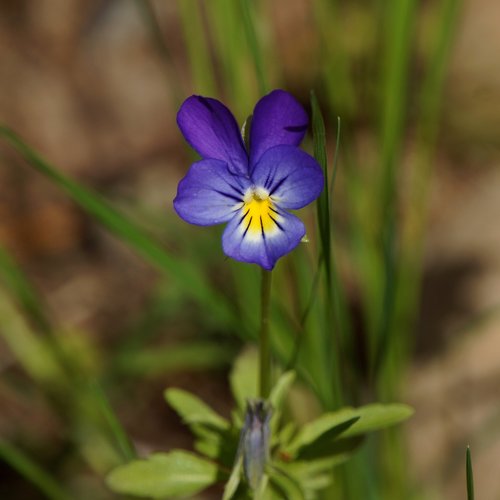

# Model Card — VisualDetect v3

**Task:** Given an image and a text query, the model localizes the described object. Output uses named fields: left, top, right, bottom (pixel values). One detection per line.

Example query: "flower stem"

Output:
left=259, top=269, right=272, bottom=398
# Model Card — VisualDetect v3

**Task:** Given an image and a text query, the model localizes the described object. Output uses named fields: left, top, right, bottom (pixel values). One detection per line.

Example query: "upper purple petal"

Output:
left=173, top=159, right=250, bottom=226
left=177, top=96, right=249, bottom=176
left=251, top=145, right=324, bottom=210
left=249, top=90, right=309, bottom=169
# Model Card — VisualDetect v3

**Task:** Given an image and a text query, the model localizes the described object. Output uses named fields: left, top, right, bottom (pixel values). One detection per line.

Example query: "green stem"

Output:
left=259, top=269, right=273, bottom=398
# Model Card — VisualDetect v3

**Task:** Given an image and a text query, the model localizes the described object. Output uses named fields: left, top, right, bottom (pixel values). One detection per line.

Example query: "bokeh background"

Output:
left=1, top=0, right=500, bottom=499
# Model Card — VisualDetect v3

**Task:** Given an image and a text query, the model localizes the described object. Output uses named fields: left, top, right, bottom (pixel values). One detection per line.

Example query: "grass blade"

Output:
left=466, top=446, right=474, bottom=500
left=177, top=0, right=217, bottom=95
left=0, top=245, right=51, bottom=332
left=206, top=0, right=253, bottom=116
left=373, top=0, right=418, bottom=379
left=311, top=90, right=331, bottom=287
left=238, top=0, right=268, bottom=95
left=0, top=287, right=65, bottom=387
left=0, top=440, right=72, bottom=500
left=89, top=381, right=137, bottom=462
left=310, top=91, right=344, bottom=409
left=0, top=126, right=234, bottom=326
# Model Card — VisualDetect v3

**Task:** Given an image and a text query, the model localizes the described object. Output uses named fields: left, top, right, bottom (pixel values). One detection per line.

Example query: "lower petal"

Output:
left=222, top=207, right=305, bottom=270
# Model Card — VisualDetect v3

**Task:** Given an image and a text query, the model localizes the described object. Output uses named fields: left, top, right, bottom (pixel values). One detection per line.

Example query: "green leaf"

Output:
left=286, top=403, right=413, bottom=457
left=340, top=403, right=414, bottom=437
left=193, top=426, right=223, bottom=459
left=269, top=371, right=295, bottom=412
left=466, top=446, right=474, bottom=500
left=106, top=451, right=219, bottom=498
left=276, top=456, right=340, bottom=494
left=222, top=455, right=243, bottom=500
left=230, top=348, right=258, bottom=411
left=286, top=411, right=359, bottom=455
left=269, top=371, right=296, bottom=439
left=268, top=467, right=305, bottom=500
left=297, top=436, right=365, bottom=462
left=165, top=388, right=230, bottom=431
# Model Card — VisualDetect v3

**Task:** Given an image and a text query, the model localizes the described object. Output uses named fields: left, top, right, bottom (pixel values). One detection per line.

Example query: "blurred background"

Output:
left=1, top=0, right=500, bottom=499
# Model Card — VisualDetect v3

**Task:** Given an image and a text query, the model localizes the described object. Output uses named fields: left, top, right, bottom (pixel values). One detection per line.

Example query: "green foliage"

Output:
left=107, top=350, right=413, bottom=498
left=106, top=451, right=220, bottom=498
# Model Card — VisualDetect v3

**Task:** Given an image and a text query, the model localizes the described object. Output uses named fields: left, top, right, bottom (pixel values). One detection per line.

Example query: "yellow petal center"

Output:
left=241, top=190, right=279, bottom=237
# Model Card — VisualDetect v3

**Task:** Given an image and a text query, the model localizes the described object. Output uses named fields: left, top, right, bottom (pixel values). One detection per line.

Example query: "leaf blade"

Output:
left=106, top=451, right=219, bottom=498
left=165, top=388, right=230, bottom=432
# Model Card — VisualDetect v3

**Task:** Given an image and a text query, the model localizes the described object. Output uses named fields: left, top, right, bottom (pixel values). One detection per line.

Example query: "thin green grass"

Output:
left=466, top=446, right=474, bottom=500
left=0, top=245, right=51, bottom=333
left=0, top=126, right=234, bottom=328
left=0, top=440, right=73, bottom=500
left=311, top=90, right=343, bottom=409
left=177, top=0, right=217, bottom=95
left=89, top=381, right=137, bottom=462
left=238, top=0, right=269, bottom=95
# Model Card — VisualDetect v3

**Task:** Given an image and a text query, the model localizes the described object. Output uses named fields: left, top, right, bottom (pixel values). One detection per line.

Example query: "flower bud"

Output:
left=241, top=399, right=272, bottom=490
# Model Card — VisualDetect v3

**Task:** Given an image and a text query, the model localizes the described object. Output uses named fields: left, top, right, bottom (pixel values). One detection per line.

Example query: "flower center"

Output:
left=241, top=188, right=279, bottom=237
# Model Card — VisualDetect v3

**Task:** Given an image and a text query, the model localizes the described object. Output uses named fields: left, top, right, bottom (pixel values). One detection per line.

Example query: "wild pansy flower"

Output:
left=174, top=90, right=324, bottom=270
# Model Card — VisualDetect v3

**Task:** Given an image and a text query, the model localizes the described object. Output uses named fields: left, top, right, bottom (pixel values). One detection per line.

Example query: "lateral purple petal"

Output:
left=249, top=89, right=309, bottom=168
left=252, top=145, right=324, bottom=209
left=177, top=96, right=249, bottom=176
left=174, top=159, right=250, bottom=226
left=222, top=207, right=305, bottom=270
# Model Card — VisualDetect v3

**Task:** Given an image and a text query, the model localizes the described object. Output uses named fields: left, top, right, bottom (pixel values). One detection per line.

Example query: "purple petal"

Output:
left=251, top=145, right=324, bottom=209
left=177, top=96, right=249, bottom=176
left=222, top=205, right=305, bottom=270
left=174, top=159, right=250, bottom=226
left=249, top=90, right=309, bottom=168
